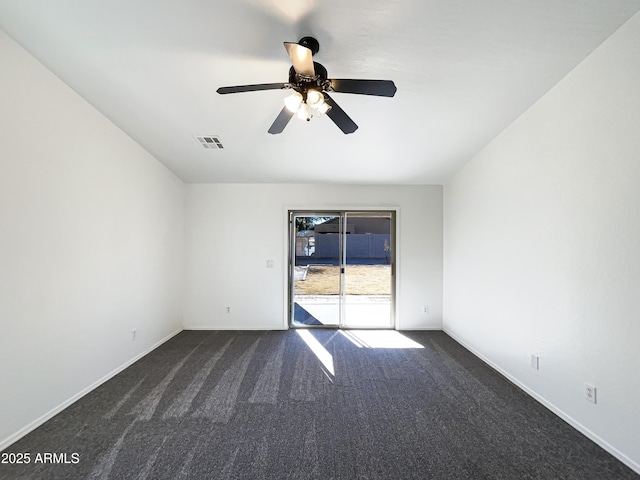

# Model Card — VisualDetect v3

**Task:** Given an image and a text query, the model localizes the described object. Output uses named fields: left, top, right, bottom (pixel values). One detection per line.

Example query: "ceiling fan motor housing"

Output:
left=288, top=62, right=329, bottom=92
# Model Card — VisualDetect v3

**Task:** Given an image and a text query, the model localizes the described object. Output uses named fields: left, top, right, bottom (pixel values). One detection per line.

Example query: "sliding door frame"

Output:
left=286, top=209, right=398, bottom=329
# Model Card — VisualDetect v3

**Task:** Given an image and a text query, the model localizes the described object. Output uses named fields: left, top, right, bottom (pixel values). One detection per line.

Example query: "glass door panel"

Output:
left=342, top=212, right=393, bottom=328
left=289, top=211, right=395, bottom=329
left=291, top=213, right=342, bottom=327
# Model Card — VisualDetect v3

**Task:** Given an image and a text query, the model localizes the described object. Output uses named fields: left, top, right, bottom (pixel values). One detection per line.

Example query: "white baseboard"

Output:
left=443, top=328, right=640, bottom=475
left=0, top=328, right=183, bottom=452
left=184, top=326, right=440, bottom=331
left=183, top=325, right=287, bottom=330
left=398, top=326, right=443, bottom=331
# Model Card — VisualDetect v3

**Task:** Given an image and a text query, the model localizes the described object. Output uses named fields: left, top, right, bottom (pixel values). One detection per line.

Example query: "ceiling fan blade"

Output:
left=268, top=107, right=295, bottom=134
left=329, top=79, right=397, bottom=97
left=217, top=83, right=287, bottom=94
left=323, top=93, right=358, bottom=134
left=284, top=42, right=315, bottom=76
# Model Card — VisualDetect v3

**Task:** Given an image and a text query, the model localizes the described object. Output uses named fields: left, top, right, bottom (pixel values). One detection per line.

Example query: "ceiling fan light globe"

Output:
left=284, top=91, right=303, bottom=113
left=306, top=89, right=323, bottom=107
left=317, top=102, right=331, bottom=115
left=297, top=102, right=310, bottom=120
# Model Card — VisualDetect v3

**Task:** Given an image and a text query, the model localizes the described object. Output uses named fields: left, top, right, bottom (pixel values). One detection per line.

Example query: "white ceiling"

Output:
left=2, top=1, right=640, bottom=184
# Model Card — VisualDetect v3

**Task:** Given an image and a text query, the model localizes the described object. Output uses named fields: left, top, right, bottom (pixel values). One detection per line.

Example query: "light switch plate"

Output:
left=530, top=355, right=539, bottom=370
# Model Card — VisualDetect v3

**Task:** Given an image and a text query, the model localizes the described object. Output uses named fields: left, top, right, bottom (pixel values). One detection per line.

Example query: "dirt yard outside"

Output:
left=294, top=264, right=391, bottom=295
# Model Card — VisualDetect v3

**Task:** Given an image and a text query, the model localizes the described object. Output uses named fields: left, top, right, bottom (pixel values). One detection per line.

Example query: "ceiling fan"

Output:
left=217, top=37, right=397, bottom=134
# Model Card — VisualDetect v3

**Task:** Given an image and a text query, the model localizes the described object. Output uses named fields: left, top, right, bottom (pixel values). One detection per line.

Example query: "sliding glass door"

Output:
left=342, top=212, right=393, bottom=328
left=289, top=211, right=395, bottom=329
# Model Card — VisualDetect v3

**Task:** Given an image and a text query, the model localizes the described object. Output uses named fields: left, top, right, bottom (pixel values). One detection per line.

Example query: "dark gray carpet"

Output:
left=1, top=330, right=637, bottom=479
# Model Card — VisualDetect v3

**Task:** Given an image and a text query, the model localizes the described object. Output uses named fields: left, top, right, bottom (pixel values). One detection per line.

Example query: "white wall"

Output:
left=184, top=184, right=442, bottom=330
left=0, top=30, right=185, bottom=448
left=444, top=12, right=640, bottom=472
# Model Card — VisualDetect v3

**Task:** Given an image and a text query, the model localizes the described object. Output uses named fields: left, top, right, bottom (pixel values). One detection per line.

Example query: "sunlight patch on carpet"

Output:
left=340, top=330, right=424, bottom=349
left=296, top=329, right=335, bottom=376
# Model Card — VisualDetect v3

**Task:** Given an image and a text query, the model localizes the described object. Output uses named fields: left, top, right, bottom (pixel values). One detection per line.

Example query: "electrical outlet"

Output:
left=226, top=306, right=231, bottom=313
left=131, top=329, right=137, bottom=341
left=423, top=306, right=429, bottom=314
left=584, top=383, right=597, bottom=404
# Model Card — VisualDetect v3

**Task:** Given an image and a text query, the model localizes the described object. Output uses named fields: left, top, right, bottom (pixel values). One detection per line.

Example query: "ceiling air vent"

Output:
left=194, top=135, right=224, bottom=149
